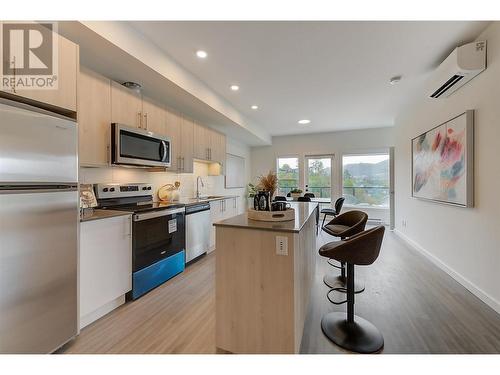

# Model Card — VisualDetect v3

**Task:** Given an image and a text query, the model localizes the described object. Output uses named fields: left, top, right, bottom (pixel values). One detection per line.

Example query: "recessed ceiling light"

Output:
left=389, top=76, right=402, bottom=85
left=251, top=105, right=258, bottom=110
left=230, top=85, right=239, bottom=91
left=196, top=50, right=207, bottom=59
left=298, top=119, right=311, bottom=125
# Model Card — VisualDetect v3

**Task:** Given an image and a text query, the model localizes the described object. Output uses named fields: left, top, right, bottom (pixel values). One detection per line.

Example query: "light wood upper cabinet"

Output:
left=193, top=121, right=226, bottom=167
left=111, top=81, right=142, bottom=128
left=193, top=121, right=209, bottom=160
left=210, top=130, right=226, bottom=167
left=165, top=109, right=195, bottom=174
left=76, top=69, right=225, bottom=174
left=142, top=97, right=166, bottom=135
left=78, top=67, right=111, bottom=167
left=2, top=31, right=79, bottom=112
left=165, top=107, right=182, bottom=172
left=180, top=116, right=194, bottom=173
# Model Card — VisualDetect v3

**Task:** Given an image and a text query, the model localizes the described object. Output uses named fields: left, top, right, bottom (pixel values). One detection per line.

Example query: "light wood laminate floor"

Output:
left=60, top=230, right=500, bottom=354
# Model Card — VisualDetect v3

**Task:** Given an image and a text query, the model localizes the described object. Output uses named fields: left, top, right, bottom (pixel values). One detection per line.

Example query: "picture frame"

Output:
left=411, top=110, right=474, bottom=207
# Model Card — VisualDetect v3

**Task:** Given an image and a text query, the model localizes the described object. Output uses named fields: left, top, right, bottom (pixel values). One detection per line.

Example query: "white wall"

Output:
left=250, top=127, right=394, bottom=222
left=394, top=22, right=500, bottom=313
left=80, top=137, right=251, bottom=215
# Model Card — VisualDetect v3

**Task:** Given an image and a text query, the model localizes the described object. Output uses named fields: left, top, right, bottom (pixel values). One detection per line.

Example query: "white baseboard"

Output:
left=394, top=229, right=500, bottom=315
left=80, top=295, right=126, bottom=330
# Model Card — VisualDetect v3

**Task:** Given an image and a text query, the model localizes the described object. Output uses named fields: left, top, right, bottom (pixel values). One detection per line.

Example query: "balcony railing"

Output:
left=343, top=186, right=389, bottom=207
left=278, top=183, right=389, bottom=207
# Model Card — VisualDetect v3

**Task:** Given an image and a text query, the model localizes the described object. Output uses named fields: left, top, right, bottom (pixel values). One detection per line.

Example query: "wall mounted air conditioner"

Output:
left=429, top=41, right=486, bottom=99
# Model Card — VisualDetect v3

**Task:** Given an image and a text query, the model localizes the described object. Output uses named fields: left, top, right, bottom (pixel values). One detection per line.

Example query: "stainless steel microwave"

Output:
left=111, top=123, right=171, bottom=168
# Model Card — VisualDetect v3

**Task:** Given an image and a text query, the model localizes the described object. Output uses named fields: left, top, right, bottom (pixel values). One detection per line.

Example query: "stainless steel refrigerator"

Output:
left=0, top=98, right=78, bottom=353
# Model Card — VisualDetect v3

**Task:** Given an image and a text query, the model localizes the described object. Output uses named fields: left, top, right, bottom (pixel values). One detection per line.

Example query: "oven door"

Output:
left=132, top=207, right=185, bottom=272
left=112, top=123, right=171, bottom=167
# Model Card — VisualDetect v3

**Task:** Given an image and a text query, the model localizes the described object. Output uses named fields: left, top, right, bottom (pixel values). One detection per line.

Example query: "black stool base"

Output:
left=323, top=274, right=365, bottom=293
left=321, top=312, right=384, bottom=353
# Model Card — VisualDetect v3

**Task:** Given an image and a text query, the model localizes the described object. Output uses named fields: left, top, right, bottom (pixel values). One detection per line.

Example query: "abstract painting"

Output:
left=412, top=110, right=474, bottom=207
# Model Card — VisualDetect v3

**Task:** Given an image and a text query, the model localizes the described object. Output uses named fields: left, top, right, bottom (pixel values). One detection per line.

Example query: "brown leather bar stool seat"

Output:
left=322, top=210, right=368, bottom=293
left=319, top=226, right=385, bottom=353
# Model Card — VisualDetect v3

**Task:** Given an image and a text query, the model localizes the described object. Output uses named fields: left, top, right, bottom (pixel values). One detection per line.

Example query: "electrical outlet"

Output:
left=276, top=236, right=288, bottom=256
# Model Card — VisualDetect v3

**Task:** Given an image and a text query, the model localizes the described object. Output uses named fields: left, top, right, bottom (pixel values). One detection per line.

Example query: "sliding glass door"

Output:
left=305, top=155, right=334, bottom=199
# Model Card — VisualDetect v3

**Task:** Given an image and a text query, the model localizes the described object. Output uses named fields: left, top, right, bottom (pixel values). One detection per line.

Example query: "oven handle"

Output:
left=133, top=207, right=185, bottom=222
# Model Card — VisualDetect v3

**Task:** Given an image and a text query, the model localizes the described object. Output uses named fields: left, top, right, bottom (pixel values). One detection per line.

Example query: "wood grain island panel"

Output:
left=214, top=202, right=318, bottom=353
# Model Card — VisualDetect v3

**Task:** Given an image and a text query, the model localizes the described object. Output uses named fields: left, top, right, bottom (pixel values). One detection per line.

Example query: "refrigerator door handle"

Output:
left=0, top=184, right=78, bottom=194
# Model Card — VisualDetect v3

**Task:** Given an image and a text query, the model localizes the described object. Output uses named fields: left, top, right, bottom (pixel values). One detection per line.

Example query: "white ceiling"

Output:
left=128, top=21, right=489, bottom=136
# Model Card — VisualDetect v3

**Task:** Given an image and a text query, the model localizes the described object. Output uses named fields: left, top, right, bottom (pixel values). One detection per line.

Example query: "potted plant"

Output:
left=290, top=188, right=303, bottom=199
left=257, top=171, right=278, bottom=199
left=247, top=183, right=257, bottom=208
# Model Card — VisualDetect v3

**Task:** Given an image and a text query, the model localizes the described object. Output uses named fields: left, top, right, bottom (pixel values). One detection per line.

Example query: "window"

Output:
left=277, top=157, right=299, bottom=195
left=342, top=153, right=389, bottom=207
left=305, top=156, right=333, bottom=199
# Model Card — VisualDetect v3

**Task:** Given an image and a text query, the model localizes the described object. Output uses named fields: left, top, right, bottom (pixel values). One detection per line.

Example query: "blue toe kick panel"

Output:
left=132, top=250, right=185, bottom=300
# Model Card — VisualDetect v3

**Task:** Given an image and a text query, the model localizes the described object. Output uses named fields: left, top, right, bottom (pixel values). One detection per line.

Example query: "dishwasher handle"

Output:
left=185, top=203, right=211, bottom=215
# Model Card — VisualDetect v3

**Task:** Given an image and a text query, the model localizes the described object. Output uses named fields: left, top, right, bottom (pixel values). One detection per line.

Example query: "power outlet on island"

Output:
left=276, top=236, right=288, bottom=256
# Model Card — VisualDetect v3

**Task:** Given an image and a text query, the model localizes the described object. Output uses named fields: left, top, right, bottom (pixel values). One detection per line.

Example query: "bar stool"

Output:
left=322, top=211, right=368, bottom=293
left=320, top=197, right=345, bottom=228
left=319, top=226, right=385, bottom=353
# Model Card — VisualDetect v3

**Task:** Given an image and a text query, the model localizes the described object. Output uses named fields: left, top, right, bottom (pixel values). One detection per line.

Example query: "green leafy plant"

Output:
left=290, top=188, right=303, bottom=194
left=247, top=183, right=257, bottom=198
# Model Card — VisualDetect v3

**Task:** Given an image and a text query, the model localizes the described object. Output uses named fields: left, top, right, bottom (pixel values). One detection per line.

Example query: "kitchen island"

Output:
left=214, top=202, right=318, bottom=353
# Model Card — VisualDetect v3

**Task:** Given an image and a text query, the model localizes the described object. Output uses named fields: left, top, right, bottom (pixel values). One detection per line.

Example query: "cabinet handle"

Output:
left=138, top=112, right=142, bottom=128
left=209, top=148, right=212, bottom=160
left=126, top=216, right=132, bottom=237
left=144, top=113, right=148, bottom=130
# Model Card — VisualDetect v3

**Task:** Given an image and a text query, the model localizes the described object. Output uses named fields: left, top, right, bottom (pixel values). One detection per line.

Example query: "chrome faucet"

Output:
left=196, top=176, right=205, bottom=199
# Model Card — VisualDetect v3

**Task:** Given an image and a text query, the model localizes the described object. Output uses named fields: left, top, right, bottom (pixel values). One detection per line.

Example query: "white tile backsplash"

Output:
left=80, top=161, right=247, bottom=212
left=80, top=137, right=251, bottom=214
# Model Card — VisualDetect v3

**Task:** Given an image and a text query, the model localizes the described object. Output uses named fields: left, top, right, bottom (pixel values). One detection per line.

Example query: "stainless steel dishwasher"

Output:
left=185, top=202, right=211, bottom=263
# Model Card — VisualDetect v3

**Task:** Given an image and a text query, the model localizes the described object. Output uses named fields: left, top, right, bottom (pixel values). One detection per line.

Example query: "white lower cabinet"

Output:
left=79, top=214, right=132, bottom=329
left=209, top=197, right=239, bottom=252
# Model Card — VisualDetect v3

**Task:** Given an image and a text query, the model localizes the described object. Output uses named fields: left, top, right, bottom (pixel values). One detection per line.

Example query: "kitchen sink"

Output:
left=193, top=195, right=224, bottom=200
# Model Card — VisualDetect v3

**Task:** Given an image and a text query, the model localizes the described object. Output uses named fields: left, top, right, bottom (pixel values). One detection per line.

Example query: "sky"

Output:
left=343, top=154, right=389, bottom=165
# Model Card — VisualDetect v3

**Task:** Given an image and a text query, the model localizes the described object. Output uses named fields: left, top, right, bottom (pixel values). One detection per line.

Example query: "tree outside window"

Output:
left=277, top=157, right=299, bottom=195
